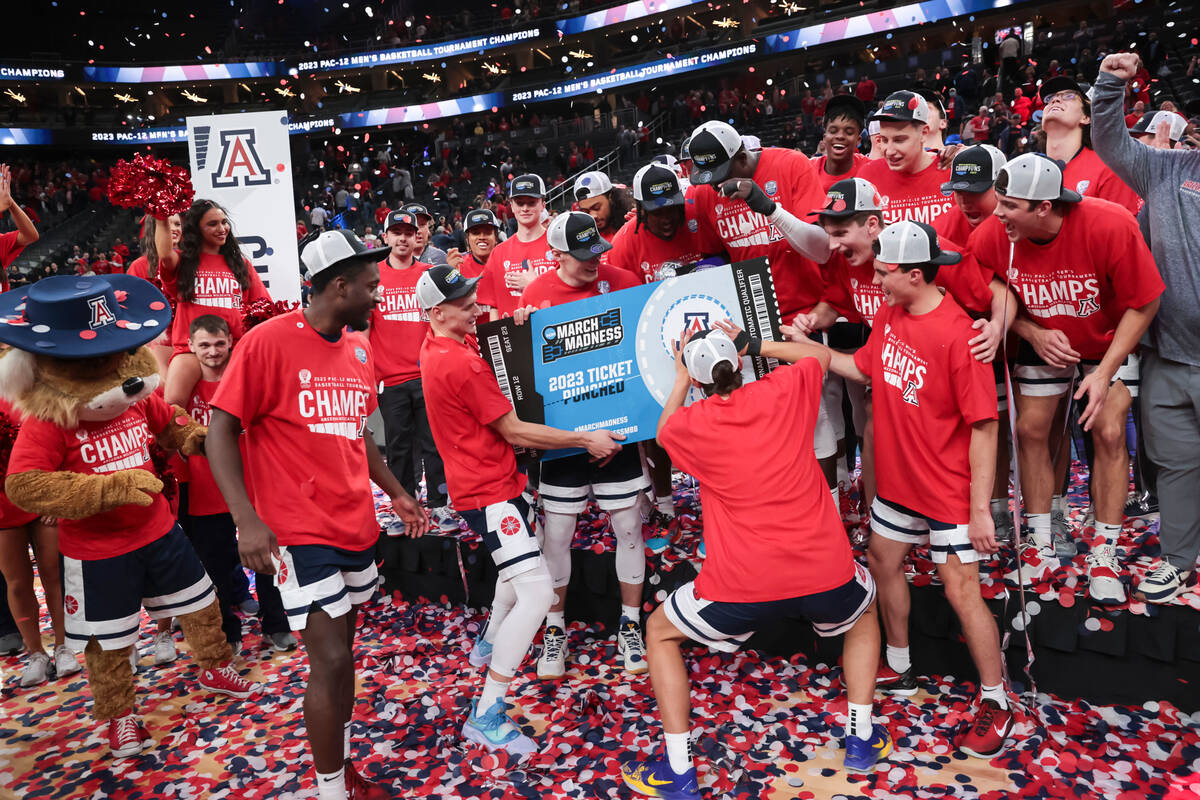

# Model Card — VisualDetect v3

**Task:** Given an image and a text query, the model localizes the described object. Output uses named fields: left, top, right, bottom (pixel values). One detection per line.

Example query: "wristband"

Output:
left=747, top=338, right=762, bottom=357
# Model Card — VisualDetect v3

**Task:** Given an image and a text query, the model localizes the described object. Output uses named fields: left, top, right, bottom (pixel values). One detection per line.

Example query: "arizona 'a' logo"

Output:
left=1077, top=296, right=1099, bottom=317
left=211, top=128, right=271, bottom=188
left=902, top=380, right=920, bottom=407
left=88, top=296, right=116, bottom=328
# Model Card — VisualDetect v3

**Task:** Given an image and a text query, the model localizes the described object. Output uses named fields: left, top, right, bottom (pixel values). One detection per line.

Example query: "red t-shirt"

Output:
left=0, top=231, right=26, bottom=291
left=477, top=231, right=558, bottom=318
left=211, top=310, right=379, bottom=551
left=606, top=216, right=720, bottom=284
left=125, top=256, right=151, bottom=280
left=369, top=258, right=431, bottom=387
left=853, top=296, right=998, bottom=522
left=658, top=358, right=854, bottom=602
left=0, top=398, right=37, bottom=529
left=1060, top=146, right=1141, bottom=216
left=689, top=147, right=826, bottom=322
left=822, top=236, right=992, bottom=327
left=419, top=334, right=527, bottom=510
left=7, top=394, right=178, bottom=559
left=811, top=153, right=869, bottom=194
left=160, top=252, right=271, bottom=350
left=970, top=199, right=1164, bottom=360
left=933, top=205, right=974, bottom=247
left=520, top=264, right=639, bottom=309
left=858, top=156, right=955, bottom=228
left=183, top=379, right=228, bottom=517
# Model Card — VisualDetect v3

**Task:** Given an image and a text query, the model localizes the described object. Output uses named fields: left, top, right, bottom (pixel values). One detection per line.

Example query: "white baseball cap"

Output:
left=997, top=153, right=1083, bottom=203
left=300, top=229, right=389, bottom=281
left=572, top=171, right=614, bottom=201
left=683, top=329, right=740, bottom=384
left=873, top=220, right=962, bottom=268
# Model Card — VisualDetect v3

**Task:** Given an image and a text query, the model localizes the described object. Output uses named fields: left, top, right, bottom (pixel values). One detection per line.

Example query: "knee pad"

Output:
left=610, top=507, right=646, bottom=585
left=541, top=512, right=576, bottom=588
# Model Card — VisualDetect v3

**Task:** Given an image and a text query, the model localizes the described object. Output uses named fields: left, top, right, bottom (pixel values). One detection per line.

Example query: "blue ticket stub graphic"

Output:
left=478, top=258, right=782, bottom=461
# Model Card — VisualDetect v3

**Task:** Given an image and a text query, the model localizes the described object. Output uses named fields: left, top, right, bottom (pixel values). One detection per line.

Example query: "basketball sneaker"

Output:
left=617, top=618, right=648, bottom=674
left=54, top=644, right=81, bottom=678
left=462, top=698, right=538, bottom=761
left=536, top=626, right=568, bottom=680
left=153, top=631, right=178, bottom=665
left=1013, top=538, right=1056, bottom=585
left=958, top=699, right=1015, bottom=758
left=1136, top=561, right=1191, bottom=604
left=844, top=723, right=892, bottom=772
left=1051, top=509, right=1075, bottom=558
left=469, top=633, right=494, bottom=668
left=620, top=757, right=700, bottom=799
left=875, top=663, right=918, bottom=696
left=1085, top=543, right=1126, bottom=604
left=108, top=712, right=153, bottom=759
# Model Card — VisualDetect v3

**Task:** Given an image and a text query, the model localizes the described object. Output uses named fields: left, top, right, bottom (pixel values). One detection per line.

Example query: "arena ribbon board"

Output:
left=478, top=258, right=782, bottom=461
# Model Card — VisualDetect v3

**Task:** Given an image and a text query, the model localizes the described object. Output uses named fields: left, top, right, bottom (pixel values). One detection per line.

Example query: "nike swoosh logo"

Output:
left=873, top=738, right=888, bottom=751
left=646, top=776, right=673, bottom=786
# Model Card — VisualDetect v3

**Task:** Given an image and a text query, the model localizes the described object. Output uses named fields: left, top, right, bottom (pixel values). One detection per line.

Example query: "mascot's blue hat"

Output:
left=0, top=275, right=173, bottom=358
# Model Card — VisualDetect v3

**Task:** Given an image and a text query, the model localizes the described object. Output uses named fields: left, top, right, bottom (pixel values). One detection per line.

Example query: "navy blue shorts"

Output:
left=60, top=525, right=215, bottom=652
left=275, top=543, right=378, bottom=631
left=539, top=444, right=649, bottom=514
left=459, top=493, right=543, bottom=582
left=663, top=562, right=876, bottom=652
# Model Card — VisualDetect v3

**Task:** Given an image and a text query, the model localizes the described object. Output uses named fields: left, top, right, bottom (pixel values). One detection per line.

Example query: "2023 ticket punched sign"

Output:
left=478, top=258, right=783, bottom=461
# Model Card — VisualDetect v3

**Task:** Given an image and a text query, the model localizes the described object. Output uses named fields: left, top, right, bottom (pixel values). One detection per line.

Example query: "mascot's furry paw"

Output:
left=180, top=427, right=206, bottom=458
left=103, top=470, right=164, bottom=508
left=158, top=404, right=207, bottom=457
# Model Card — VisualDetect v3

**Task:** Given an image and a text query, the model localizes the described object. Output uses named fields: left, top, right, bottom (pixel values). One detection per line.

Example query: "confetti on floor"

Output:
left=3, top=462, right=1197, bottom=798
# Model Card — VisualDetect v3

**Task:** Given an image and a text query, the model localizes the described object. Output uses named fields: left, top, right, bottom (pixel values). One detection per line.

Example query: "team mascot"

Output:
left=0, top=274, right=257, bottom=758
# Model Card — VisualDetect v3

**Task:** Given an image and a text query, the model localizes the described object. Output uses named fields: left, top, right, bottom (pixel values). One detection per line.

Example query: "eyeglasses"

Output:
left=1044, top=91, right=1080, bottom=105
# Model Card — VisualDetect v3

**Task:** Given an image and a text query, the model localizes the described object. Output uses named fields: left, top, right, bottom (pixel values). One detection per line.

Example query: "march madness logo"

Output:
left=541, top=308, right=623, bottom=363
left=211, top=128, right=271, bottom=188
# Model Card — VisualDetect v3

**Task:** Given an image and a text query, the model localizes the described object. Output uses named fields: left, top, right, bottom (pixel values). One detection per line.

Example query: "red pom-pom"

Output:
left=108, top=153, right=195, bottom=218
left=242, top=298, right=300, bottom=332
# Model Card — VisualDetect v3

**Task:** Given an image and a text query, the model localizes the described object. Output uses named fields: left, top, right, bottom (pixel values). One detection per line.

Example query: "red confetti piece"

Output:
left=78, top=330, right=97, bottom=340
left=149, top=301, right=167, bottom=310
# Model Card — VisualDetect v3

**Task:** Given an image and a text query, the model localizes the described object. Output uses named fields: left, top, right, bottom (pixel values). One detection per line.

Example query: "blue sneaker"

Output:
left=697, top=539, right=706, bottom=560
left=462, top=698, right=537, bottom=761
left=646, top=535, right=671, bottom=555
left=469, top=634, right=494, bottom=668
left=844, top=723, right=892, bottom=773
left=621, top=757, right=700, bottom=799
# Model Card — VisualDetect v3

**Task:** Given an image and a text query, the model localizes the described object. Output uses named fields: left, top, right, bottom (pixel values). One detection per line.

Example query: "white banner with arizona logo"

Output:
left=477, top=258, right=782, bottom=461
left=186, top=111, right=301, bottom=303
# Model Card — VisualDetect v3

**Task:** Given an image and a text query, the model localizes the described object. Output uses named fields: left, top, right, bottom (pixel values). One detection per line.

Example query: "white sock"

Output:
left=664, top=731, right=692, bottom=773
left=847, top=701, right=874, bottom=740
left=836, top=458, right=849, bottom=486
left=1094, top=521, right=1121, bottom=546
left=621, top=604, right=640, bottom=624
left=1027, top=512, right=1051, bottom=548
left=885, top=644, right=910, bottom=674
left=981, top=683, right=1008, bottom=710
left=343, top=721, right=351, bottom=761
left=656, top=496, right=674, bottom=517
left=546, top=610, right=566, bottom=630
left=830, top=485, right=839, bottom=508
left=1052, top=494, right=1066, bottom=515
left=990, top=498, right=1007, bottom=516
left=316, top=767, right=347, bottom=800
left=478, top=675, right=509, bottom=712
